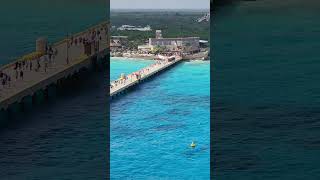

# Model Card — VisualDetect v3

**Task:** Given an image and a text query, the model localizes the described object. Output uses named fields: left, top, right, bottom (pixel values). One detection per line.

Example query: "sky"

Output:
left=111, top=0, right=209, bottom=9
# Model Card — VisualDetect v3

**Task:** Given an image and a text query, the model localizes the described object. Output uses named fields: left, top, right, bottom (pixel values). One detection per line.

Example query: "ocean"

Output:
left=213, top=0, right=320, bottom=179
left=110, top=58, right=210, bottom=179
left=0, top=0, right=107, bottom=66
left=0, top=0, right=108, bottom=179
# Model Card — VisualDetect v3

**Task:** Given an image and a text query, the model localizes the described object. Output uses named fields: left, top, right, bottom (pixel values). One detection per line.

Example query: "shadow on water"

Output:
left=185, top=145, right=209, bottom=157
left=0, top=67, right=108, bottom=132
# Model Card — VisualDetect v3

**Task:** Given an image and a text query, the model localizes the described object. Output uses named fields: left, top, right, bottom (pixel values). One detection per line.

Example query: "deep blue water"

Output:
left=0, top=0, right=108, bottom=179
left=110, top=58, right=210, bottom=179
left=213, top=0, right=320, bottom=179
left=0, top=71, right=108, bottom=179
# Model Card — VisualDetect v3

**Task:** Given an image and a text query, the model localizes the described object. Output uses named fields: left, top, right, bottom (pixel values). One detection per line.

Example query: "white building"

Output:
left=117, top=25, right=152, bottom=31
left=155, top=30, right=163, bottom=39
left=149, top=37, right=200, bottom=52
left=197, top=12, right=210, bottom=23
left=138, top=45, right=152, bottom=52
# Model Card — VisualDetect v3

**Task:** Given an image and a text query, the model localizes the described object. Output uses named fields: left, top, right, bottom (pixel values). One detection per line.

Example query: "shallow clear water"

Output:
left=110, top=58, right=210, bottom=179
left=213, top=0, right=320, bottom=179
left=110, top=57, right=154, bottom=80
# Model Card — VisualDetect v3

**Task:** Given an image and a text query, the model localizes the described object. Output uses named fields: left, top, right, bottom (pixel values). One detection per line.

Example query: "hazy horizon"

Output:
left=110, top=8, right=209, bottom=12
left=111, top=0, right=209, bottom=10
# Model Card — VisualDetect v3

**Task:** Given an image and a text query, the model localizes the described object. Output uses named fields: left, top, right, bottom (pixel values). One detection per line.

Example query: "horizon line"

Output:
left=110, top=8, right=210, bottom=10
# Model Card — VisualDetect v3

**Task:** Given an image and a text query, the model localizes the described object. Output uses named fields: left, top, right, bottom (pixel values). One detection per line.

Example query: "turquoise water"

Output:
left=110, top=58, right=210, bottom=179
left=213, top=0, right=320, bottom=179
left=110, top=58, right=154, bottom=80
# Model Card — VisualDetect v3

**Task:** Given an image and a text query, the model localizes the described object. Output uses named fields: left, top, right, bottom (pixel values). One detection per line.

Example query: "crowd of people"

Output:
left=0, top=71, right=11, bottom=88
left=0, top=45, right=58, bottom=90
left=110, top=59, right=172, bottom=91
left=68, top=26, right=106, bottom=57
left=70, top=29, right=103, bottom=46
left=0, top=24, right=107, bottom=94
left=0, top=45, right=56, bottom=93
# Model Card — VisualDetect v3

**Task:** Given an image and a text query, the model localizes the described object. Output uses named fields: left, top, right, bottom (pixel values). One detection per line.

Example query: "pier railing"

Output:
left=0, top=20, right=110, bottom=110
left=0, top=20, right=109, bottom=72
left=110, top=56, right=182, bottom=97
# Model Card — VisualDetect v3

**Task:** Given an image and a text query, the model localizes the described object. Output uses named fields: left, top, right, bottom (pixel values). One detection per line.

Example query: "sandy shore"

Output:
left=111, top=51, right=210, bottom=61
left=111, top=54, right=156, bottom=60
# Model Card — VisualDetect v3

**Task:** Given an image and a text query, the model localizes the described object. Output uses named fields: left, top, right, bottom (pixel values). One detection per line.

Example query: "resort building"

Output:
left=155, top=30, right=163, bottom=39
left=199, top=40, right=209, bottom=48
left=145, top=30, right=200, bottom=53
left=117, top=25, right=152, bottom=31
left=137, top=45, right=152, bottom=53
left=197, top=12, right=210, bottom=23
left=110, top=36, right=128, bottom=51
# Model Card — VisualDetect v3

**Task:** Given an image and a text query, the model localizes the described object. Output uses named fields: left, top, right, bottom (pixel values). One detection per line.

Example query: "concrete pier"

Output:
left=0, top=21, right=109, bottom=110
left=110, top=56, right=182, bottom=98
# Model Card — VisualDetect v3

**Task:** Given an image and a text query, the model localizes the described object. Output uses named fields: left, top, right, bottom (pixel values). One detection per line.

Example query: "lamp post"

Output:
left=66, top=33, right=69, bottom=65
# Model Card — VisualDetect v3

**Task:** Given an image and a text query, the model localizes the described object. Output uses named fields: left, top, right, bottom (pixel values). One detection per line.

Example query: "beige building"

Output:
left=146, top=30, right=200, bottom=53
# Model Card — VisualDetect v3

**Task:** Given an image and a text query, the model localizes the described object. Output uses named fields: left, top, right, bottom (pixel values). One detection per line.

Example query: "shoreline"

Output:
left=111, top=56, right=211, bottom=61
left=111, top=55, right=155, bottom=60
left=111, top=49, right=210, bottom=61
left=110, top=56, right=211, bottom=63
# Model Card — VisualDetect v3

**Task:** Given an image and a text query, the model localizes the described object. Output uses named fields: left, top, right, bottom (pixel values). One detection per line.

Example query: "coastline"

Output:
left=111, top=57, right=210, bottom=67
left=111, top=51, right=210, bottom=61
left=111, top=56, right=210, bottom=61
left=111, top=55, right=155, bottom=60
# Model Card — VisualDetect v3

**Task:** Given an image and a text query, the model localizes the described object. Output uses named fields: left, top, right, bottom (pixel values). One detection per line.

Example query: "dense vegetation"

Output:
left=111, top=10, right=210, bottom=49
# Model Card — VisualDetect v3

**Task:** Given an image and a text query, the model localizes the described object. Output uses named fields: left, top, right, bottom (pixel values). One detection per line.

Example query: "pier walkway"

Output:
left=110, top=56, right=182, bottom=97
left=0, top=21, right=109, bottom=110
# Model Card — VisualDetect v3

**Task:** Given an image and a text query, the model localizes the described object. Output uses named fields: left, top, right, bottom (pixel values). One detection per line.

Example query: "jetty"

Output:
left=0, top=21, right=109, bottom=111
left=110, top=56, right=182, bottom=98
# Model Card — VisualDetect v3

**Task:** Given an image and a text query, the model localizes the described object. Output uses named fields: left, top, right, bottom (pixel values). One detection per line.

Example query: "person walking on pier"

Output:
left=54, top=47, right=58, bottom=60
left=15, top=69, right=18, bottom=80
left=30, top=61, right=33, bottom=71
left=0, top=72, right=4, bottom=88
left=45, top=44, right=48, bottom=54
left=14, top=62, right=18, bottom=70
left=71, top=36, right=74, bottom=46
left=48, top=46, right=53, bottom=64
left=20, top=70, right=24, bottom=80
left=22, top=61, right=26, bottom=70
left=3, top=74, right=12, bottom=88
left=2, top=78, right=5, bottom=88
left=44, top=58, right=48, bottom=73
left=36, top=59, right=41, bottom=72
